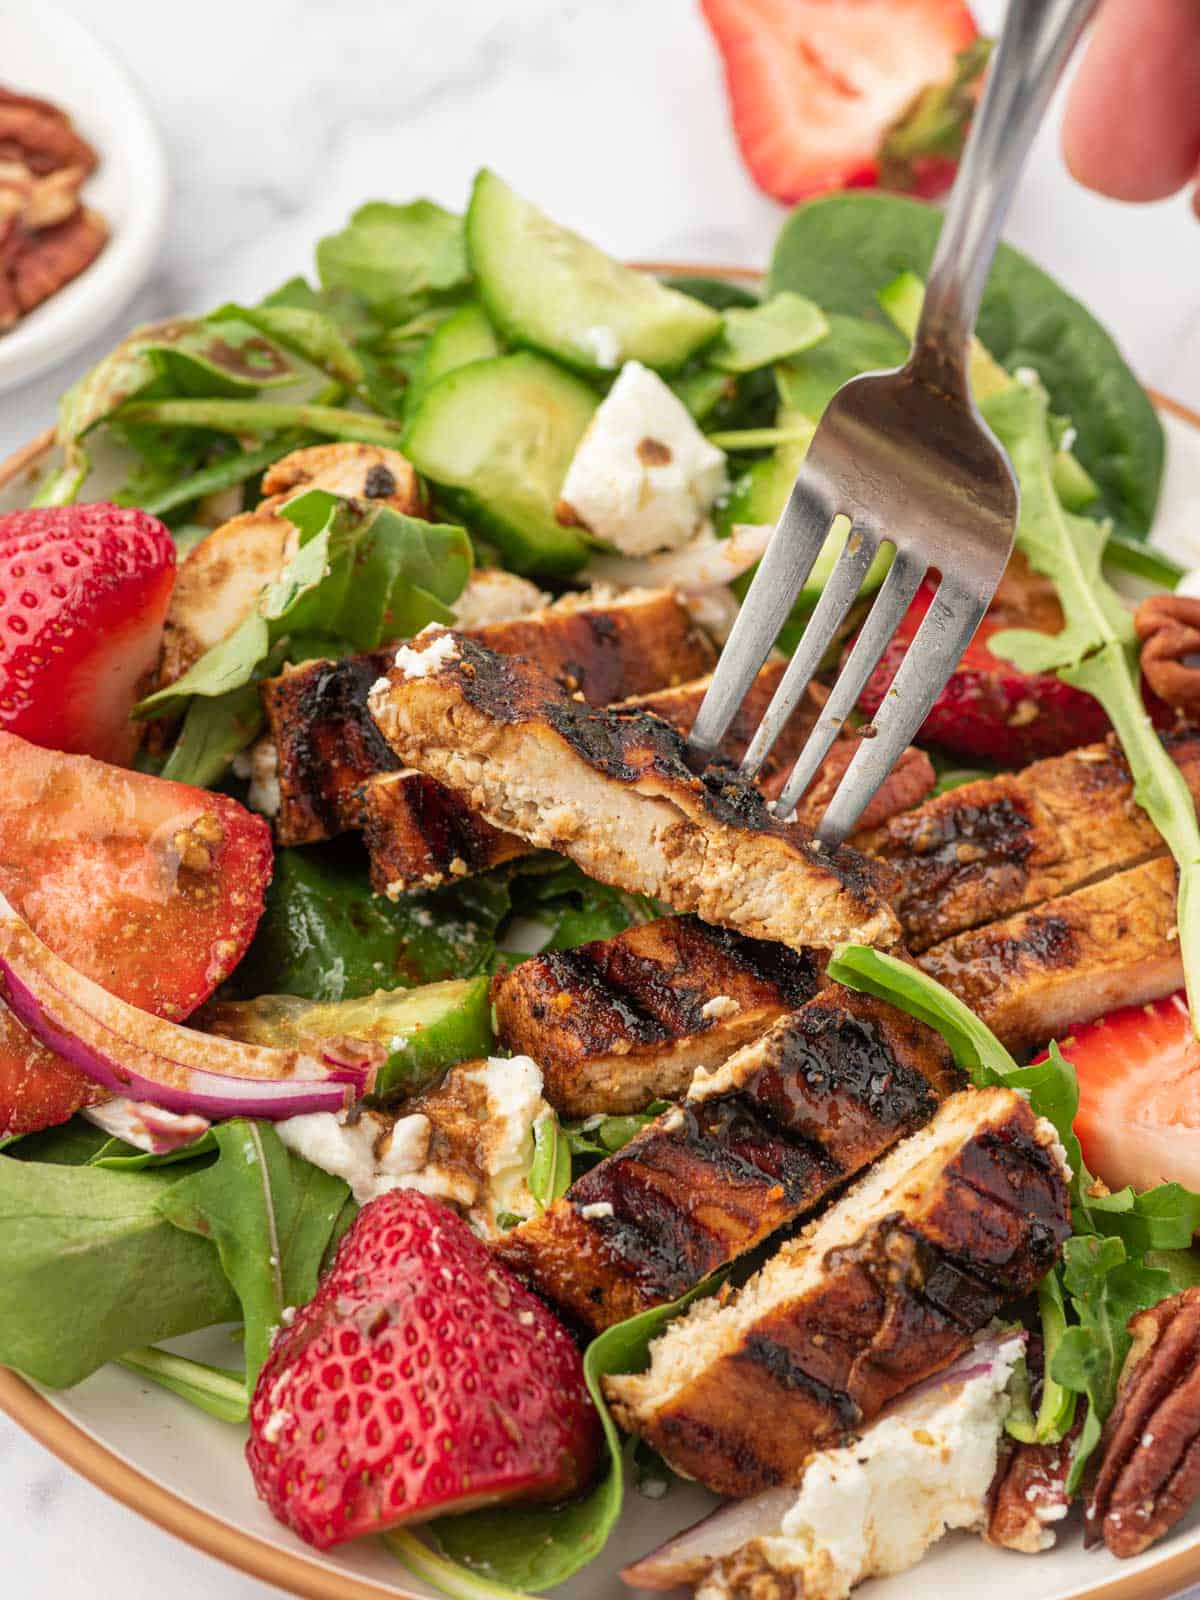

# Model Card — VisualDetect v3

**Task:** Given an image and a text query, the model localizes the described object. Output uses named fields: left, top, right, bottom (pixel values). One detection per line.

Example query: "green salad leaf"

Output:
left=420, top=1276, right=722, bottom=1594
left=119, top=1346, right=249, bottom=1424
left=504, top=858, right=660, bottom=953
left=157, top=1120, right=350, bottom=1389
left=231, top=844, right=512, bottom=1002
left=528, top=1112, right=571, bottom=1211
left=0, top=1156, right=237, bottom=1387
left=317, top=200, right=471, bottom=323
left=707, top=292, right=827, bottom=374
left=137, top=491, right=472, bottom=721
left=768, top=191, right=1163, bottom=532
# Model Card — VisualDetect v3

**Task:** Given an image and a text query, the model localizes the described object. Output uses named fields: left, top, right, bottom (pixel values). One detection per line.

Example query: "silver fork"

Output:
left=689, top=0, right=1099, bottom=847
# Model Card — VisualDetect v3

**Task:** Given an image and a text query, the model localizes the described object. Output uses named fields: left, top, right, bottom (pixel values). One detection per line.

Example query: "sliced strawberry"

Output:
left=247, top=1190, right=602, bottom=1549
left=855, top=580, right=1159, bottom=767
left=0, top=502, right=175, bottom=765
left=700, top=0, right=979, bottom=204
left=1049, top=991, right=1200, bottom=1195
left=0, top=732, right=272, bottom=1137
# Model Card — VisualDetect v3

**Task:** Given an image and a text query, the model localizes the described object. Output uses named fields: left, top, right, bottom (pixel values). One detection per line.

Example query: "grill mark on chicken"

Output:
left=493, top=988, right=958, bottom=1330
left=863, top=732, right=1200, bottom=953
left=368, top=632, right=900, bottom=950
left=604, top=1087, right=1070, bottom=1497
left=265, top=589, right=714, bottom=847
left=919, top=854, right=1183, bottom=1054
left=360, top=769, right=526, bottom=896
left=492, top=915, right=826, bottom=1116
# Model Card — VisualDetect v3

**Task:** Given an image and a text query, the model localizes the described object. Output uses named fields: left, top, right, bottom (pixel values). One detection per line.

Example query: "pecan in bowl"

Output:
left=1136, top=594, right=1200, bottom=718
left=1084, top=1286, right=1200, bottom=1557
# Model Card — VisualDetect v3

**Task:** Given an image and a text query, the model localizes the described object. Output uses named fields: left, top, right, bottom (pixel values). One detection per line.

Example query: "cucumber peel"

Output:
left=466, top=169, right=721, bottom=374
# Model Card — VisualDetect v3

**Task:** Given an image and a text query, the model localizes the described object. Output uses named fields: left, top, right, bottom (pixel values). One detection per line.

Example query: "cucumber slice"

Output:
left=203, top=975, right=494, bottom=1100
left=404, top=351, right=595, bottom=575
left=422, top=302, right=502, bottom=387
left=466, top=169, right=722, bottom=374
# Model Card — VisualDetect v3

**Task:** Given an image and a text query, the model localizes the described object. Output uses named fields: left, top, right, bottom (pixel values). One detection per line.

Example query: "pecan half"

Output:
left=0, top=99, right=97, bottom=177
left=987, top=1414, right=1082, bottom=1553
left=9, top=206, right=107, bottom=315
left=1136, top=594, right=1200, bottom=716
left=1085, top=1286, right=1200, bottom=1557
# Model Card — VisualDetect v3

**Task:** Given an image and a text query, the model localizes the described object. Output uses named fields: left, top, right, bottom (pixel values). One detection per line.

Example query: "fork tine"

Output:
left=740, top=519, right=880, bottom=779
left=813, top=575, right=991, bottom=847
left=687, top=475, right=835, bottom=762
left=770, top=552, right=926, bottom=819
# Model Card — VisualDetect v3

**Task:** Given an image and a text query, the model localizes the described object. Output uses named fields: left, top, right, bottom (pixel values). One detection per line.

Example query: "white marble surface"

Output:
left=2, top=0, right=1199, bottom=1597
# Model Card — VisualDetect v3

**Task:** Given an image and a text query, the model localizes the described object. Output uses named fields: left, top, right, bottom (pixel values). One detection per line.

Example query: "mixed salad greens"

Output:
left=3, top=172, right=1199, bottom=1596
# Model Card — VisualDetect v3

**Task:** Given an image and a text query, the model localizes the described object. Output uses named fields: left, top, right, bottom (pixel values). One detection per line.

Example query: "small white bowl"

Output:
left=0, top=2, right=168, bottom=394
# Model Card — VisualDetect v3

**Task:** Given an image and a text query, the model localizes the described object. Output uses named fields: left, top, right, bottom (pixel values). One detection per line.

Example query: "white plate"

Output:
left=0, top=2, right=168, bottom=394
left=1, top=368, right=1200, bottom=1600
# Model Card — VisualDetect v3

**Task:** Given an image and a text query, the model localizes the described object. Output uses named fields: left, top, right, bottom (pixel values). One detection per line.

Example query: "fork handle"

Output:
left=910, top=0, right=1100, bottom=396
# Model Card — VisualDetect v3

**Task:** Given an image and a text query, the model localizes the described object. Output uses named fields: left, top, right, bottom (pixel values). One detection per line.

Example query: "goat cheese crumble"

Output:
left=391, top=627, right=460, bottom=680
left=558, top=360, right=727, bottom=555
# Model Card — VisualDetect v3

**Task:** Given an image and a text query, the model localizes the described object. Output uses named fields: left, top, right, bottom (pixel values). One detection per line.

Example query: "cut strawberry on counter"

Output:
left=700, top=0, right=980, bottom=204
left=0, top=502, right=175, bottom=765
left=857, top=580, right=1121, bottom=766
left=0, top=732, right=273, bottom=1137
left=247, top=1189, right=602, bottom=1549
left=1049, top=991, right=1200, bottom=1195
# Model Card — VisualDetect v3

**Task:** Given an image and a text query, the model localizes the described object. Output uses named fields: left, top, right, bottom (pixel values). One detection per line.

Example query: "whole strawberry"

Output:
left=247, top=1189, right=603, bottom=1549
left=0, top=502, right=175, bottom=764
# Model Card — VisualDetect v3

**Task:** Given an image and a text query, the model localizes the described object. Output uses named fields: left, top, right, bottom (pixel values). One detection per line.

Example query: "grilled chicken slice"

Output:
left=604, top=1086, right=1070, bottom=1498
left=159, top=444, right=425, bottom=689
left=863, top=732, right=1200, bottom=952
left=493, top=988, right=958, bottom=1330
left=920, top=855, right=1182, bottom=1054
left=368, top=631, right=901, bottom=951
left=362, top=768, right=527, bottom=896
left=266, top=587, right=715, bottom=847
left=492, top=915, right=826, bottom=1116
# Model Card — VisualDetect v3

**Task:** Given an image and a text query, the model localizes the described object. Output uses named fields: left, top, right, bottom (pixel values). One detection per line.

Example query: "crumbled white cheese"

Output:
left=698, top=1335, right=1023, bottom=1600
left=582, top=324, right=622, bottom=370
left=391, top=628, right=460, bottom=680
left=451, top=569, right=548, bottom=629
left=276, top=1108, right=447, bottom=1206
left=559, top=360, right=727, bottom=556
left=233, top=736, right=281, bottom=817
left=700, top=994, right=741, bottom=1022
left=460, top=1054, right=548, bottom=1233
left=579, top=1201, right=615, bottom=1220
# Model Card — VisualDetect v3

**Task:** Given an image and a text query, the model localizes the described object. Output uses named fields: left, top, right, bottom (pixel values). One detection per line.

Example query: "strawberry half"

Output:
left=0, top=502, right=175, bottom=764
left=700, top=0, right=980, bottom=204
left=1048, top=992, right=1200, bottom=1196
left=857, top=580, right=1122, bottom=766
left=0, top=731, right=273, bottom=1137
left=247, top=1190, right=602, bottom=1549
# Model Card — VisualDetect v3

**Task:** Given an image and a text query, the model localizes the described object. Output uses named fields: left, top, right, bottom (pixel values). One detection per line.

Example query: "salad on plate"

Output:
left=3, top=169, right=1200, bottom=1600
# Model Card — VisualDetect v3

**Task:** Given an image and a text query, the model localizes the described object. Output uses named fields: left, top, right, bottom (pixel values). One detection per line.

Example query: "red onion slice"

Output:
left=0, top=892, right=380, bottom=1119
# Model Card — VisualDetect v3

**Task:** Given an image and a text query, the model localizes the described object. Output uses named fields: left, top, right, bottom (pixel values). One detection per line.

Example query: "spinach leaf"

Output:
left=420, top=1277, right=721, bottom=1593
left=317, top=200, right=471, bottom=323
left=660, top=275, right=759, bottom=313
left=775, top=312, right=909, bottom=421
left=707, top=293, right=827, bottom=374
left=133, top=438, right=303, bottom=520
left=214, top=301, right=366, bottom=393
left=0, top=1157, right=237, bottom=1387
left=565, top=1102, right=671, bottom=1165
left=157, top=1120, right=349, bottom=1389
left=505, top=859, right=659, bottom=953
left=232, top=843, right=511, bottom=1002
left=768, top=192, right=1163, bottom=532
left=159, top=682, right=267, bottom=789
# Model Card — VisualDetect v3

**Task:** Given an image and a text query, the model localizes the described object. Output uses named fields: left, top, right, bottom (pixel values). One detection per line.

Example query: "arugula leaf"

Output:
left=422, top=1276, right=722, bottom=1594
left=981, top=379, right=1200, bottom=1030
left=707, top=292, right=827, bottom=374
left=317, top=200, right=471, bottom=323
left=90, top=1129, right=218, bottom=1172
left=528, top=1113, right=571, bottom=1211
left=214, top=301, right=366, bottom=393
left=116, top=396, right=408, bottom=447
left=138, top=493, right=472, bottom=722
left=0, top=1156, right=237, bottom=1387
left=134, top=437, right=305, bottom=520
left=118, top=1346, right=247, bottom=1424
left=160, top=682, right=267, bottom=788
left=157, top=1120, right=349, bottom=1390
left=231, top=844, right=511, bottom=1002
